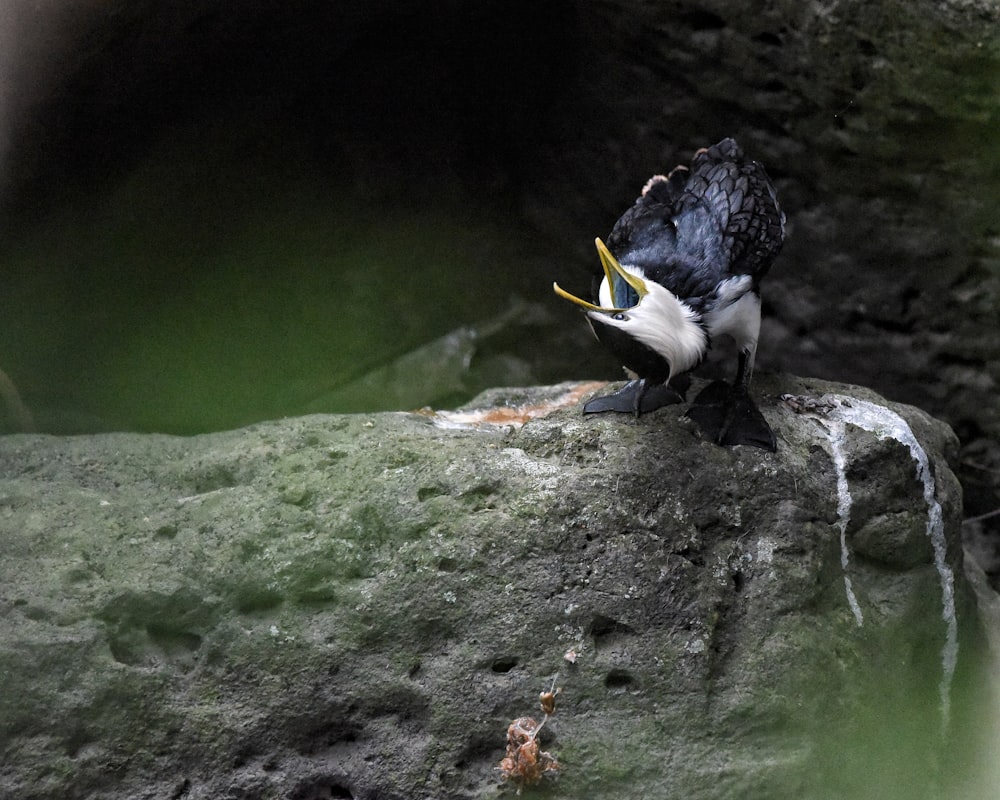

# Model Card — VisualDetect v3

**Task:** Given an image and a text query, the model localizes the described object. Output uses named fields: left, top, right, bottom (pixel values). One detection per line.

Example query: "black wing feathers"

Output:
left=604, top=138, right=785, bottom=304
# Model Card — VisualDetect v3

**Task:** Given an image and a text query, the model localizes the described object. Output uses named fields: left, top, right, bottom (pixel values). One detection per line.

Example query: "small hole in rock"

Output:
left=491, top=655, right=519, bottom=673
left=290, top=780, right=354, bottom=800
left=417, top=485, right=445, bottom=501
left=437, top=556, right=459, bottom=572
left=605, top=668, right=635, bottom=689
left=589, top=613, right=633, bottom=640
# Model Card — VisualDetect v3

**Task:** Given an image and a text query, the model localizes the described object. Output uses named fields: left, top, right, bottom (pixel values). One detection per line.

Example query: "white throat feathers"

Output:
left=594, top=268, right=708, bottom=380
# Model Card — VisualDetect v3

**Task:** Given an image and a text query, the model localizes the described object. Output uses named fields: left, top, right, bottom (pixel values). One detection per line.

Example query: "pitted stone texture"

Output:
left=0, top=376, right=989, bottom=800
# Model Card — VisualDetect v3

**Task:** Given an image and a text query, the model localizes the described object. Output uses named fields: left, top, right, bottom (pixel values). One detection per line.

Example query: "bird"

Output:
left=553, top=137, right=785, bottom=451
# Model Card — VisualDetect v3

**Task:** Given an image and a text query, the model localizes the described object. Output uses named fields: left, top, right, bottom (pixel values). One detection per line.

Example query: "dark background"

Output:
left=1, top=0, right=999, bottom=576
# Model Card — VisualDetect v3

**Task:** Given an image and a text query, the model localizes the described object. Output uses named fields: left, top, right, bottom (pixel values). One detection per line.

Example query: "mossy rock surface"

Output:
left=0, top=375, right=991, bottom=799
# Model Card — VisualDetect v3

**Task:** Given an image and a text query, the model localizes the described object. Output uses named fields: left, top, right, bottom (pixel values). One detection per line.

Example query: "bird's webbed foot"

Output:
left=583, top=376, right=688, bottom=417
left=685, top=380, right=776, bottom=451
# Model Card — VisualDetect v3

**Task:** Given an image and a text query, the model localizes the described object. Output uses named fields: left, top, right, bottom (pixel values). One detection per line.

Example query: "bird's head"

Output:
left=554, top=238, right=708, bottom=383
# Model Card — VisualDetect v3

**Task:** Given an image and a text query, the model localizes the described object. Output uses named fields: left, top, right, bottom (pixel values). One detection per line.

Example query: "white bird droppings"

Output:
left=799, top=394, right=959, bottom=730
left=821, top=416, right=865, bottom=627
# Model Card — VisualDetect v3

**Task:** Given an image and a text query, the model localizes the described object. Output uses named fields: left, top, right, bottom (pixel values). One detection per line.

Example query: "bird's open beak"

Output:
left=553, top=237, right=648, bottom=312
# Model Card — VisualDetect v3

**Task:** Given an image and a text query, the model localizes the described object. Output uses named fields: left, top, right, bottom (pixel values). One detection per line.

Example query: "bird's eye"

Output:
left=612, top=312, right=627, bottom=321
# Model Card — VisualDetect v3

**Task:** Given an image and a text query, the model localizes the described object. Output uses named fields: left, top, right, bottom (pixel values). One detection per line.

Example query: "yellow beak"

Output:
left=553, top=237, right=648, bottom=312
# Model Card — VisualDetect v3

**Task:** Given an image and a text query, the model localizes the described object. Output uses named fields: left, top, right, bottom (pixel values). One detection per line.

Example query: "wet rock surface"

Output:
left=0, top=377, right=991, bottom=799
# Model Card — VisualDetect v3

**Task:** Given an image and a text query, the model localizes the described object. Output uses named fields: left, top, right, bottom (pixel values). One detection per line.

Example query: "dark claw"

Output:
left=685, top=380, right=777, bottom=451
left=583, top=377, right=688, bottom=416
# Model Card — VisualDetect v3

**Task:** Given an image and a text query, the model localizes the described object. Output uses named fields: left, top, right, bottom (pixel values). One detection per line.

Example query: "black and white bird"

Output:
left=553, top=138, right=785, bottom=450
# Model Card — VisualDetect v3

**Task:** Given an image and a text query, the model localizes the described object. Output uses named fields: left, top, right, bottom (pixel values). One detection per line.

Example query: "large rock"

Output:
left=3, top=0, right=1000, bottom=434
left=0, top=375, right=991, bottom=799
